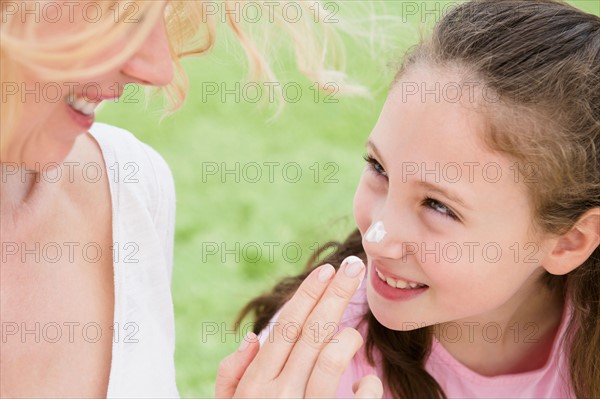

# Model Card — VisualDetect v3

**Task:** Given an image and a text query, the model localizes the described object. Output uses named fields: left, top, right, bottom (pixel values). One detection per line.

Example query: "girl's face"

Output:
left=354, top=68, right=552, bottom=330
left=3, top=1, right=172, bottom=167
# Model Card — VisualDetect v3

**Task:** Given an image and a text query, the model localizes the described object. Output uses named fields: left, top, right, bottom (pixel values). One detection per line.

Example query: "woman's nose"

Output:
left=121, top=14, right=174, bottom=87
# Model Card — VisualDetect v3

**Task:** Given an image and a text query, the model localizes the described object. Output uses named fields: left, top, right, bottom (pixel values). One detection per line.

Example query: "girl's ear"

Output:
left=542, top=208, right=600, bottom=275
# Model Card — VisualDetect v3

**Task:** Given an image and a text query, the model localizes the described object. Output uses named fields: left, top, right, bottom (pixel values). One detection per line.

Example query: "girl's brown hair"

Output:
left=237, top=1, right=600, bottom=397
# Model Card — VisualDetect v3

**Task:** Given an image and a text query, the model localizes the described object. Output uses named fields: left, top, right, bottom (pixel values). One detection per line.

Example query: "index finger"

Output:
left=279, top=256, right=365, bottom=387
left=247, top=263, right=336, bottom=379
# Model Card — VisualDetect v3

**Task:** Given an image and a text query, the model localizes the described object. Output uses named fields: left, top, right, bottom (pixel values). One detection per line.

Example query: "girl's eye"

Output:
left=363, top=154, right=388, bottom=179
left=362, top=154, right=460, bottom=222
left=422, top=197, right=459, bottom=221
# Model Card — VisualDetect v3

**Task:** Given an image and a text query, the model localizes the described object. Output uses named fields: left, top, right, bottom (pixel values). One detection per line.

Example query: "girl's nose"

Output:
left=363, top=210, right=415, bottom=261
left=121, top=14, right=173, bottom=87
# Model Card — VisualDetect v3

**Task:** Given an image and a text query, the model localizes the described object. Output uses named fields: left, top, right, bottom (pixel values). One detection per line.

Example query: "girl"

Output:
left=233, top=0, right=600, bottom=397
left=0, top=1, right=358, bottom=396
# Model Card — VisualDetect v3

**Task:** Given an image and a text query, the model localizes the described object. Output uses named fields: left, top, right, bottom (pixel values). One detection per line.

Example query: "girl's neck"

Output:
left=434, top=269, right=565, bottom=376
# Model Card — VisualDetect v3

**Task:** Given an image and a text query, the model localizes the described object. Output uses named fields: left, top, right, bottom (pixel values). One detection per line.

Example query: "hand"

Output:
left=215, top=256, right=384, bottom=398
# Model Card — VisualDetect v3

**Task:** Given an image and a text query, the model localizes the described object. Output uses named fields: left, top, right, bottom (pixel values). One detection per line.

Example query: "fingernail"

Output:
left=318, top=264, right=335, bottom=283
left=238, top=331, right=255, bottom=352
left=343, top=256, right=365, bottom=278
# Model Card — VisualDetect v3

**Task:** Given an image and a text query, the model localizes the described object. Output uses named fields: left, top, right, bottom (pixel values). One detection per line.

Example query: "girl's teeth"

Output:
left=396, top=279, right=408, bottom=289
left=376, top=268, right=425, bottom=290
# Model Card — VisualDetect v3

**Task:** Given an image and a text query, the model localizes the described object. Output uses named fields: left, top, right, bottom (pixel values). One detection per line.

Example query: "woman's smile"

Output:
left=65, top=92, right=123, bottom=129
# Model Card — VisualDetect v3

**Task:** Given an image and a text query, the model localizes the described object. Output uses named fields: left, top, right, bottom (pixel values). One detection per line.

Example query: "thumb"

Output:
left=353, top=374, right=384, bottom=399
left=215, top=332, right=260, bottom=398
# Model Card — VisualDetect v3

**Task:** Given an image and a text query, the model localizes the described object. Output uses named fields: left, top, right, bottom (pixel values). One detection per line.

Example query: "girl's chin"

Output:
left=366, top=287, right=430, bottom=331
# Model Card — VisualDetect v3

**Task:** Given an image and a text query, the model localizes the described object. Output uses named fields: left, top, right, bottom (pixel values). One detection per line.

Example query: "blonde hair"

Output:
left=0, top=0, right=366, bottom=149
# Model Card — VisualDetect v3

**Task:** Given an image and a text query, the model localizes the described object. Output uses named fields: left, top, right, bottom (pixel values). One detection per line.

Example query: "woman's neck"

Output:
left=434, top=268, right=565, bottom=376
left=0, top=165, right=41, bottom=224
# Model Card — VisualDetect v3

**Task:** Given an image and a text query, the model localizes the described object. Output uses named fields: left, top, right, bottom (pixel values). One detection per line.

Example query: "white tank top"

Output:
left=89, top=123, right=179, bottom=398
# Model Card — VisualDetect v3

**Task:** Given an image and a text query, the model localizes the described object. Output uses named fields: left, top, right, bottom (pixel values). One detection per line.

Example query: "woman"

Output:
left=0, top=0, right=373, bottom=396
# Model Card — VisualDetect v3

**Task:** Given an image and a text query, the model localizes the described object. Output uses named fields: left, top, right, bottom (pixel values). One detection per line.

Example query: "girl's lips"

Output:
left=371, top=260, right=427, bottom=287
left=370, top=263, right=429, bottom=301
left=376, top=269, right=425, bottom=287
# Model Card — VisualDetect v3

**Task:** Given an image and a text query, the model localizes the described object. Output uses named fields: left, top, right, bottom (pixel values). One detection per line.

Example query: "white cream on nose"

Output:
left=365, top=221, right=387, bottom=243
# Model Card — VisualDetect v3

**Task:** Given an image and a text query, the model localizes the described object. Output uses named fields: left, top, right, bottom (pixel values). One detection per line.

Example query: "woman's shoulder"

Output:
left=86, top=124, right=179, bottom=397
left=88, top=122, right=175, bottom=217
left=88, top=122, right=173, bottom=184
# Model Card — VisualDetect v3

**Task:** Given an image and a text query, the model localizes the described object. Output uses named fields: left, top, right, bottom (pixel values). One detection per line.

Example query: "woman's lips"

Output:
left=66, top=103, right=95, bottom=130
left=65, top=92, right=123, bottom=130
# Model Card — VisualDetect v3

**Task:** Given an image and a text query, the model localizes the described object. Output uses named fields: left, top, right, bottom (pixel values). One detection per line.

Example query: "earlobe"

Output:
left=542, top=208, right=600, bottom=275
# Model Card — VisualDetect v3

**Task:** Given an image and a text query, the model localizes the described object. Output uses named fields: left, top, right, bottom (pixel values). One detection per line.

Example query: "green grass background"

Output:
left=96, top=1, right=599, bottom=397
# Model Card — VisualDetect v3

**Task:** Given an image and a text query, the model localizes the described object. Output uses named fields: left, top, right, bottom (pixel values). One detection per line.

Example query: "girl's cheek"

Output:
left=353, top=177, right=377, bottom=235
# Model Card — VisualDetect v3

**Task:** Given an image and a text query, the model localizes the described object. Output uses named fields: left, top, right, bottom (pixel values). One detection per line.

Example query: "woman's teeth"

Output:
left=376, top=269, right=426, bottom=289
left=67, top=95, right=100, bottom=116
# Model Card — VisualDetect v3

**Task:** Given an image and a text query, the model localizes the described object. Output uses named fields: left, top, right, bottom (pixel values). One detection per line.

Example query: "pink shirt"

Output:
left=335, top=284, right=575, bottom=398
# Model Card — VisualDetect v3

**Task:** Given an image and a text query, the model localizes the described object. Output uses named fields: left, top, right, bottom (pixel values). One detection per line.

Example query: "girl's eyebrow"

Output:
left=366, top=139, right=472, bottom=211
left=366, top=140, right=384, bottom=163
left=417, top=181, right=472, bottom=211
